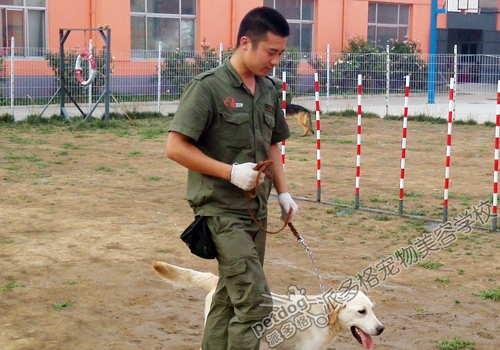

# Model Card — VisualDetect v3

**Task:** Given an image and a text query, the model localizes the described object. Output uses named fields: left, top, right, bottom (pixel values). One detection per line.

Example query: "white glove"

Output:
left=230, top=162, right=265, bottom=191
left=278, top=192, right=298, bottom=222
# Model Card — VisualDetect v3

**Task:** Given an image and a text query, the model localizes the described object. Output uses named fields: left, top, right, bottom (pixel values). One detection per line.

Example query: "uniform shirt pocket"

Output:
left=220, top=112, right=251, bottom=150
left=262, top=111, right=275, bottom=143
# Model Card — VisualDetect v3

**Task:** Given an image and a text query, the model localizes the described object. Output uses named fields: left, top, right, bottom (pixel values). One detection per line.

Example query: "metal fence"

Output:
left=1, top=42, right=500, bottom=121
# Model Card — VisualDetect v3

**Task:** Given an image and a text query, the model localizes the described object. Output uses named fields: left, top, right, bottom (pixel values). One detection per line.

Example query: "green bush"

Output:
left=160, top=37, right=232, bottom=100
left=309, top=36, right=428, bottom=95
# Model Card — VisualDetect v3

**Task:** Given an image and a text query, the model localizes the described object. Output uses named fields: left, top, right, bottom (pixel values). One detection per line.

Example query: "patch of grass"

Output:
left=1, top=240, right=14, bottom=244
left=404, top=218, right=429, bottom=233
left=435, top=278, right=451, bottom=284
left=420, top=261, right=443, bottom=269
left=4, top=153, right=42, bottom=162
left=157, top=248, right=171, bottom=253
left=148, top=176, right=160, bottom=181
left=455, top=119, right=478, bottom=126
left=128, top=150, right=141, bottom=156
left=373, top=214, right=391, bottom=221
left=404, top=191, right=420, bottom=198
left=1, top=281, right=25, bottom=293
left=96, top=166, right=113, bottom=172
left=62, top=142, right=80, bottom=150
left=437, top=338, right=475, bottom=350
left=475, top=287, right=500, bottom=301
left=416, top=307, right=427, bottom=313
left=338, top=139, right=355, bottom=144
left=407, top=209, right=428, bottom=216
left=0, top=113, right=15, bottom=124
left=53, top=301, right=73, bottom=310
left=139, top=127, right=167, bottom=140
left=457, top=269, right=465, bottom=275
left=64, top=281, right=78, bottom=286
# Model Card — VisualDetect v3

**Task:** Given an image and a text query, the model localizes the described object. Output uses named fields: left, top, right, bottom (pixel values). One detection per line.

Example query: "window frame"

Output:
left=0, top=0, right=47, bottom=57
left=368, top=3, right=410, bottom=50
left=131, top=0, right=197, bottom=57
left=264, top=0, right=315, bottom=52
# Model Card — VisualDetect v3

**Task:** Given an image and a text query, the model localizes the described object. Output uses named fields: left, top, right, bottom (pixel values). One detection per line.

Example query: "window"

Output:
left=131, top=0, right=196, bottom=57
left=368, top=3, right=409, bottom=51
left=0, top=0, right=46, bottom=56
left=264, top=0, right=314, bottom=52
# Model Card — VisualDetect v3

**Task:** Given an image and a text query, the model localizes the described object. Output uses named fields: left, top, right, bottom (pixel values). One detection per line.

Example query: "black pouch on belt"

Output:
left=180, top=216, right=216, bottom=259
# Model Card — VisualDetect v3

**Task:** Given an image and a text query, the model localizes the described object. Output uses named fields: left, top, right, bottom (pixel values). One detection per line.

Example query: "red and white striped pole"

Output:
left=492, top=80, right=500, bottom=230
left=315, top=72, right=321, bottom=202
left=399, top=75, right=410, bottom=215
left=355, top=74, right=362, bottom=209
left=443, top=77, right=455, bottom=222
left=281, top=71, right=287, bottom=169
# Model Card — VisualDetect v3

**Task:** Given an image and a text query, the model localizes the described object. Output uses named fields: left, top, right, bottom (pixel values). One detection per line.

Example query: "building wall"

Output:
left=25, top=0, right=500, bottom=54
left=46, top=0, right=130, bottom=50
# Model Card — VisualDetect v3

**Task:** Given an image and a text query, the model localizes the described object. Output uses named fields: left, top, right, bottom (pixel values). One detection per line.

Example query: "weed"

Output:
left=62, top=142, right=80, bottom=150
left=457, top=269, right=465, bottom=275
left=373, top=214, right=391, bottom=221
left=420, top=261, right=443, bottom=269
left=1, top=240, right=14, bottom=244
left=437, top=338, right=475, bottom=350
left=475, top=287, right=500, bottom=301
left=405, top=191, right=420, bottom=198
left=64, top=281, right=78, bottom=286
left=139, top=127, right=167, bottom=140
left=96, top=166, right=113, bottom=172
left=416, top=307, right=427, bottom=313
left=0, top=113, right=14, bottom=124
left=435, top=278, right=451, bottom=284
left=53, top=301, right=73, bottom=310
left=128, top=150, right=141, bottom=156
left=148, top=176, right=160, bottom=181
left=1, top=281, right=25, bottom=293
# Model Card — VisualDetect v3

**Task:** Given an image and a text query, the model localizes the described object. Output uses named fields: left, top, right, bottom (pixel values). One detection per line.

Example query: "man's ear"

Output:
left=239, top=36, right=252, bottom=51
left=328, top=304, right=346, bottom=325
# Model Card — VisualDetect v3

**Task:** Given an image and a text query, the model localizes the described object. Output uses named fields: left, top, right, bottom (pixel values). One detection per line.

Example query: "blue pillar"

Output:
left=428, top=0, right=446, bottom=104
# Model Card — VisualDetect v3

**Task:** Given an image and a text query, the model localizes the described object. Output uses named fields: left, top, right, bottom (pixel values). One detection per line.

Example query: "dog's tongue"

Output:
left=358, top=328, right=374, bottom=349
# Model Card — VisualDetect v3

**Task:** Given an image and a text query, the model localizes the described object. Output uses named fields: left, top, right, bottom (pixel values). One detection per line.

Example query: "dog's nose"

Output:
left=376, top=325, right=385, bottom=335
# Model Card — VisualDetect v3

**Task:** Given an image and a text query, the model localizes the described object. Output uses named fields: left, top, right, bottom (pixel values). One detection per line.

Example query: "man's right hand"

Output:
left=230, top=163, right=265, bottom=191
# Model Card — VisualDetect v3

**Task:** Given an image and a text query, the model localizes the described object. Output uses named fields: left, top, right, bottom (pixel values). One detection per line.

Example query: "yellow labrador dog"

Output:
left=153, top=261, right=384, bottom=350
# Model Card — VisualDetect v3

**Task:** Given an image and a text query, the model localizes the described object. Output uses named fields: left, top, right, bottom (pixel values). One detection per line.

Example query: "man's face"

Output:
left=243, top=32, right=287, bottom=77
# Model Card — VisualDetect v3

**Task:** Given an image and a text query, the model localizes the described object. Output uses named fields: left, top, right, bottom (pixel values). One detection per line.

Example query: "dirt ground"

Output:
left=1, top=115, right=499, bottom=350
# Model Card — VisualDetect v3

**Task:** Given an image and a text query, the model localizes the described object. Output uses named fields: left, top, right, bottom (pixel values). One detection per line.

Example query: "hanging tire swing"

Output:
left=75, top=51, right=97, bottom=86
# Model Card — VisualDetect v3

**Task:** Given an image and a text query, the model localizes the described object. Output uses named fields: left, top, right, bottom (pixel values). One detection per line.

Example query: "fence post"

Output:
left=453, top=44, right=457, bottom=109
left=326, top=44, right=330, bottom=113
left=386, top=44, right=390, bottom=117
left=157, top=41, right=162, bottom=113
left=219, top=43, right=223, bottom=66
left=10, top=36, right=14, bottom=117
left=88, top=39, right=93, bottom=113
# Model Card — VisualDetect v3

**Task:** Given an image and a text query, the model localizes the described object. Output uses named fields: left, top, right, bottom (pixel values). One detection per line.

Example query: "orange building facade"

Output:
left=1, top=0, right=457, bottom=56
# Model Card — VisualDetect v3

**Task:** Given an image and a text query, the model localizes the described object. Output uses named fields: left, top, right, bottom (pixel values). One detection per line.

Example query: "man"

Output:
left=166, top=7, right=298, bottom=350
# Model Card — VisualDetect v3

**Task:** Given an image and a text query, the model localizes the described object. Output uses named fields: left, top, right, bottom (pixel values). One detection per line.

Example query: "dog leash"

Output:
left=245, top=160, right=303, bottom=242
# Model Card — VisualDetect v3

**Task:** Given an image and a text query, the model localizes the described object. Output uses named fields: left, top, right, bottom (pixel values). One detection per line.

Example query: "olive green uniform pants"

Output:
left=202, top=216, right=272, bottom=350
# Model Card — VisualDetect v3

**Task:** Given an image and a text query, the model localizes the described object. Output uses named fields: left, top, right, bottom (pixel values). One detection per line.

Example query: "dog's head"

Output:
left=331, top=291, right=384, bottom=349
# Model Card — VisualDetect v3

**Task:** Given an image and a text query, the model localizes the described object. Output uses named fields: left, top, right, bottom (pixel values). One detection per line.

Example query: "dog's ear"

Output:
left=328, top=303, right=346, bottom=325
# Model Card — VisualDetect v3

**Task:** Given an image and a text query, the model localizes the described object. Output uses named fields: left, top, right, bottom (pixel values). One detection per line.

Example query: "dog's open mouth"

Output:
left=351, top=326, right=374, bottom=349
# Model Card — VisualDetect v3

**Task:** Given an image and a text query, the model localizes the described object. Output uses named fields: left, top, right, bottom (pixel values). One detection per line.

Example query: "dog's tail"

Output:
left=307, top=110, right=315, bottom=133
left=153, top=261, right=218, bottom=292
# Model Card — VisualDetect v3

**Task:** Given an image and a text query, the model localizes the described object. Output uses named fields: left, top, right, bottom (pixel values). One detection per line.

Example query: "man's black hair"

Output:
left=236, top=7, right=290, bottom=48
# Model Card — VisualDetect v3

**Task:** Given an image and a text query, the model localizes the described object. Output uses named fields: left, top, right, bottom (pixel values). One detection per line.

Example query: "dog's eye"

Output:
left=358, top=310, right=366, bottom=314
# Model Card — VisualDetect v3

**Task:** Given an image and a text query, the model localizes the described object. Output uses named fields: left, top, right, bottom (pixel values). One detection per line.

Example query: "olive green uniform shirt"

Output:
left=169, top=59, right=290, bottom=219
